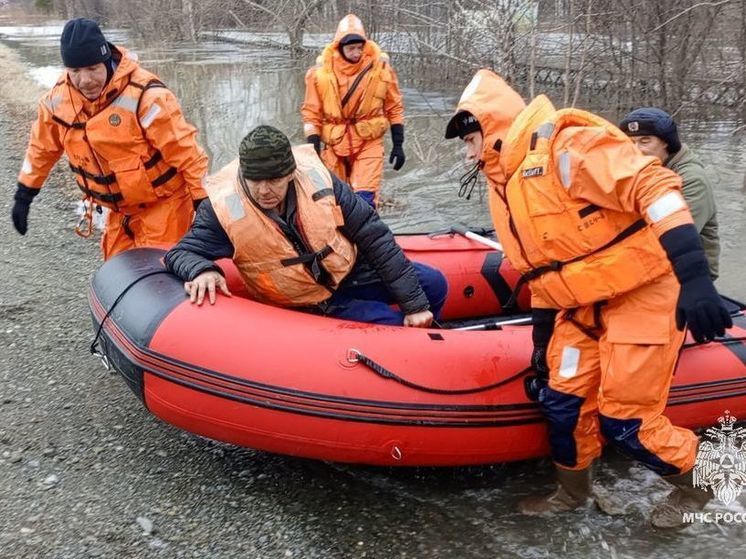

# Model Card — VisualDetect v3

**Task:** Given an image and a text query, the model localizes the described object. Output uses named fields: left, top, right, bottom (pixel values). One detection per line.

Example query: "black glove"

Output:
left=306, top=134, right=321, bottom=155
left=660, top=224, right=732, bottom=343
left=389, top=124, right=405, bottom=171
left=525, top=307, right=558, bottom=401
left=193, top=197, right=207, bottom=212
left=12, top=183, right=39, bottom=236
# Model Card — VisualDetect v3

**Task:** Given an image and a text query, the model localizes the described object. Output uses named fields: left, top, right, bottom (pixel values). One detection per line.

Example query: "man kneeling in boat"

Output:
left=165, top=125, right=447, bottom=327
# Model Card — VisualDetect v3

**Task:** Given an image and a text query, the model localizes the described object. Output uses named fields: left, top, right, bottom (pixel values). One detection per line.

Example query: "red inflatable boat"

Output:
left=88, top=233, right=746, bottom=466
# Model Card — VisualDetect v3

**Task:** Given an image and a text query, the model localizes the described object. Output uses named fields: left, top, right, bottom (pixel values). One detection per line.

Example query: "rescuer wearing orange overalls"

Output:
left=301, top=14, right=406, bottom=207
left=12, top=18, right=208, bottom=260
left=445, top=69, right=732, bottom=528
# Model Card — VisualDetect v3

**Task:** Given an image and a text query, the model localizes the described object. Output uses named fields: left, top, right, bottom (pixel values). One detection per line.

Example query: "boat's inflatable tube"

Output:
left=88, top=235, right=746, bottom=466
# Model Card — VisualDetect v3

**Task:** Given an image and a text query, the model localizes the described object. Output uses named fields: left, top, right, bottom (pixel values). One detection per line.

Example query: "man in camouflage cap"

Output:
left=165, top=125, right=447, bottom=327
left=239, top=124, right=297, bottom=181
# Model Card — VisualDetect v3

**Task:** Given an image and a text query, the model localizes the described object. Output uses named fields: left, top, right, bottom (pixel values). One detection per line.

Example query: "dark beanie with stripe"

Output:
left=60, top=18, right=111, bottom=68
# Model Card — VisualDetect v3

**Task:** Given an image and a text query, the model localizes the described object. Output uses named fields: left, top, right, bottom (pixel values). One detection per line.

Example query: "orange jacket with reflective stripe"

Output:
left=453, top=70, right=693, bottom=309
left=208, top=145, right=357, bottom=307
left=18, top=46, right=208, bottom=211
left=301, top=14, right=403, bottom=155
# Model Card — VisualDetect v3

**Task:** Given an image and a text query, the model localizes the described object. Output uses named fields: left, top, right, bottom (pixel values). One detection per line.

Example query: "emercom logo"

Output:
left=683, top=512, right=746, bottom=524
left=693, top=411, right=746, bottom=505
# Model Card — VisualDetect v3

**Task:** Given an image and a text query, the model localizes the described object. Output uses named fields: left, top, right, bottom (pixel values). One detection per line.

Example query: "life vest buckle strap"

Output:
left=151, top=166, right=177, bottom=187
left=143, top=151, right=163, bottom=169
left=280, top=245, right=333, bottom=268
left=69, top=162, right=116, bottom=186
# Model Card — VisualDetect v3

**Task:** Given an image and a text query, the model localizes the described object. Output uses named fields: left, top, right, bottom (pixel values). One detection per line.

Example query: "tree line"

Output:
left=15, top=0, right=746, bottom=114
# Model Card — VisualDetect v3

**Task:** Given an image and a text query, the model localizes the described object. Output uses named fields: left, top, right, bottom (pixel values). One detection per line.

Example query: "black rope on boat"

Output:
left=348, top=349, right=532, bottom=395
left=681, top=336, right=746, bottom=350
left=90, top=270, right=171, bottom=360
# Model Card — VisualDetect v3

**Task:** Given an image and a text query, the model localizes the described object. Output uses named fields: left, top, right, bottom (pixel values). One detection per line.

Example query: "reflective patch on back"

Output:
left=559, top=346, right=580, bottom=378
left=536, top=122, right=555, bottom=139
left=647, top=192, right=685, bottom=223
left=225, top=193, right=245, bottom=221
left=140, top=103, right=162, bottom=129
left=558, top=151, right=572, bottom=188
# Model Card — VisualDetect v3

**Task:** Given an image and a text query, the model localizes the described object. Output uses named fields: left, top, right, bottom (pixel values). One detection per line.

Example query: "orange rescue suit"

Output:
left=18, top=46, right=208, bottom=259
left=208, top=145, right=357, bottom=307
left=453, top=69, right=698, bottom=475
left=301, top=14, right=404, bottom=199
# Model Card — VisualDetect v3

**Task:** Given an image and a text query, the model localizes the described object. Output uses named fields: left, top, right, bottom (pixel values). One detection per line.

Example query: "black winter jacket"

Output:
left=164, top=174, right=430, bottom=314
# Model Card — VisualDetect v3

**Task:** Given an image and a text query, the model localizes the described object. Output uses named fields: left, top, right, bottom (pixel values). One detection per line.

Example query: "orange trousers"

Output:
left=540, top=272, right=698, bottom=475
left=100, top=190, right=194, bottom=260
left=322, top=138, right=384, bottom=204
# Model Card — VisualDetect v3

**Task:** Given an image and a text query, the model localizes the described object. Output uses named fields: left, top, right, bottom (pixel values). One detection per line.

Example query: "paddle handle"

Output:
left=451, top=225, right=504, bottom=252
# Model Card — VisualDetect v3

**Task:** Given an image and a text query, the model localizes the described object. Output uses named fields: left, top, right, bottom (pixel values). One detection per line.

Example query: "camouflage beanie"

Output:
left=239, top=125, right=296, bottom=180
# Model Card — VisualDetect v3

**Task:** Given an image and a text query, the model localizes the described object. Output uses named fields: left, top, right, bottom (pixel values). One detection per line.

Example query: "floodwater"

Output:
left=1, top=22, right=745, bottom=559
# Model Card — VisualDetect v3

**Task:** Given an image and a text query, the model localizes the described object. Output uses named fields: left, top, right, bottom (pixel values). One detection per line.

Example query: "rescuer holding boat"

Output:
left=444, top=69, right=732, bottom=528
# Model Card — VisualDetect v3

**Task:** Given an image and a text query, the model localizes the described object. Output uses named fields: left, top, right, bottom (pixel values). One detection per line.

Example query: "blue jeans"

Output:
left=324, top=262, right=447, bottom=325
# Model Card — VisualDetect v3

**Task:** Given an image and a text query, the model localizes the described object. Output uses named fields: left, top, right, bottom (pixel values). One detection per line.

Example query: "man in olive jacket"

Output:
left=620, top=108, right=720, bottom=279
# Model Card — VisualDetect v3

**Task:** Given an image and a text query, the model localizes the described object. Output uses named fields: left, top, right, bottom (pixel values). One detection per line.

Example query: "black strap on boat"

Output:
left=90, top=270, right=171, bottom=361
left=348, top=349, right=532, bottom=395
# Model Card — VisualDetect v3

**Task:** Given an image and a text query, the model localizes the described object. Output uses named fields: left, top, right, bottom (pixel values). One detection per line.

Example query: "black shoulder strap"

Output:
left=132, top=78, right=169, bottom=134
left=340, top=61, right=375, bottom=108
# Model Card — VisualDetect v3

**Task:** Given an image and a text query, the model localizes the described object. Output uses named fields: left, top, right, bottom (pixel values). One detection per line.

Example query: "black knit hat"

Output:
left=444, top=111, right=482, bottom=140
left=619, top=108, right=682, bottom=154
left=239, top=126, right=297, bottom=180
left=60, top=18, right=111, bottom=68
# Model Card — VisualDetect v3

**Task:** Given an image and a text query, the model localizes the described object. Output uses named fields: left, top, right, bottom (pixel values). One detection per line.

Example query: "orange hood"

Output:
left=321, top=14, right=380, bottom=77
left=333, top=13, right=368, bottom=44
left=445, top=70, right=526, bottom=174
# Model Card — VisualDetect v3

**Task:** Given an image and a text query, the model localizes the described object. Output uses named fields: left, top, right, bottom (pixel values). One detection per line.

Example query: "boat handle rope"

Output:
left=90, top=270, right=172, bottom=370
left=347, top=348, right=532, bottom=395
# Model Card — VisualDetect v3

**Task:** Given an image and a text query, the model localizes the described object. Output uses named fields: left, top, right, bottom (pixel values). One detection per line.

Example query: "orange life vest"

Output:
left=44, top=63, right=183, bottom=211
left=313, top=41, right=392, bottom=146
left=208, top=145, right=357, bottom=307
left=490, top=98, right=673, bottom=308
